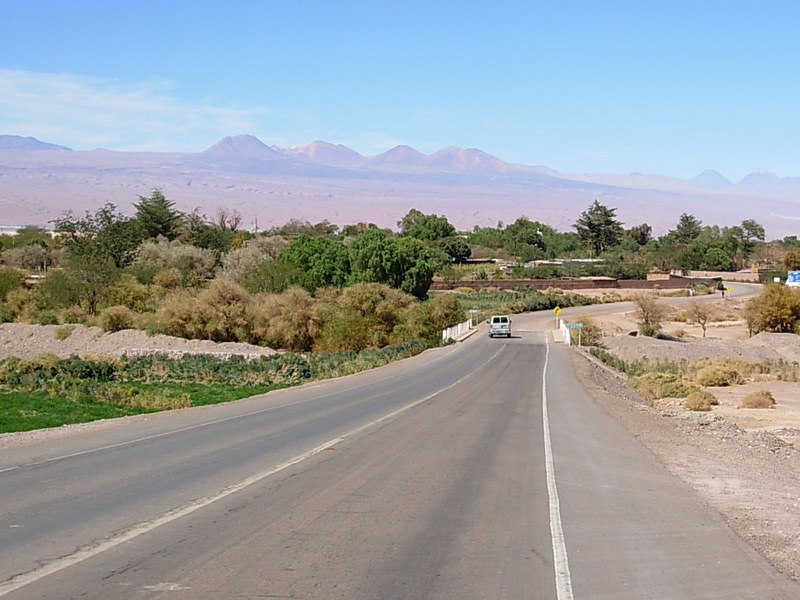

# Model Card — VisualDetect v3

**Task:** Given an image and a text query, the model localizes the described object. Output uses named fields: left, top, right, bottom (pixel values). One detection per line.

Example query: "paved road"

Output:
left=2, top=315, right=797, bottom=598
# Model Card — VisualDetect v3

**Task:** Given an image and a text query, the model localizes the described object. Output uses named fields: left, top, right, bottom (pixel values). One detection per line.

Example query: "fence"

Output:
left=442, top=318, right=473, bottom=343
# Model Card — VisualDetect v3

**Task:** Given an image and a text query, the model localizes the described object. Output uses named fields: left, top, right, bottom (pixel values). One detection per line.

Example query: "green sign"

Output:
left=566, top=322, right=583, bottom=328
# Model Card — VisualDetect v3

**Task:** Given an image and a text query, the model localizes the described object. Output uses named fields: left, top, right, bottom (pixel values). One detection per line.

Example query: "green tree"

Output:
left=784, top=250, right=800, bottom=271
left=397, top=208, right=456, bottom=241
left=671, top=213, right=703, bottom=244
left=133, top=189, right=184, bottom=240
left=437, top=237, right=472, bottom=263
left=279, top=234, right=350, bottom=291
left=504, top=216, right=552, bottom=260
left=744, top=284, right=800, bottom=333
left=627, top=223, right=652, bottom=247
left=53, top=203, right=144, bottom=268
left=699, top=246, right=734, bottom=271
left=574, top=200, right=624, bottom=256
left=348, top=229, right=447, bottom=299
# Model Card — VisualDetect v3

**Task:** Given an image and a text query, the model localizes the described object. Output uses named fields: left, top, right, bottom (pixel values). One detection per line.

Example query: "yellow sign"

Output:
left=553, top=306, right=562, bottom=315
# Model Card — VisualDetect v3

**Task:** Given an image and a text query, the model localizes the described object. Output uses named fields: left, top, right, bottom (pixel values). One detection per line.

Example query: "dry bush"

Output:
left=152, top=267, right=183, bottom=290
left=102, top=274, right=152, bottom=312
left=543, top=287, right=564, bottom=296
left=219, top=236, right=289, bottom=285
left=195, top=280, right=253, bottom=342
left=632, top=293, right=668, bottom=337
left=683, top=390, right=715, bottom=411
left=744, top=283, right=800, bottom=334
left=571, top=314, right=603, bottom=346
left=314, top=283, right=418, bottom=352
left=738, top=390, right=776, bottom=409
left=98, top=305, right=136, bottom=332
left=600, top=291, right=624, bottom=303
left=693, top=359, right=752, bottom=386
left=54, top=325, right=74, bottom=340
left=695, top=365, right=744, bottom=387
left=58, top=305, right=86, bottom=324
left=627, top=372, right=697, bottom=405
left=0, top=287, right=36, bottom=323
left=250, top=286, right=320, bottom=351
left=154, top=289, right=205, bottom=339
left=132, top=240, right=217, bottom=286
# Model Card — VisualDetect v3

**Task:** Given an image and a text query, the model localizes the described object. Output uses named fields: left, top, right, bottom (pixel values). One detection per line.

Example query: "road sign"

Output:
left=553, top=306, right=562, bottom=315
left=565, top=322, right=583, bottom=328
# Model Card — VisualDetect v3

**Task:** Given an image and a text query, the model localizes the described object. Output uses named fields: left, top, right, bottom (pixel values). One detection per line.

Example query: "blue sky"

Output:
left=2, top=0, right=798, bottom=181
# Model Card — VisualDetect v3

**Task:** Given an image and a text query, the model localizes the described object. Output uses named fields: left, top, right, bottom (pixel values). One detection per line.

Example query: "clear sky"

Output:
left=2, top=0, right=798, bottom=181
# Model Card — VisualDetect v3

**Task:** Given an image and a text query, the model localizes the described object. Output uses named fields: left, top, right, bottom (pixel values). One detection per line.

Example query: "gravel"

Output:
left=0, top=323, right=278, bottom=360
left=600, top=331, right=800, bottom=364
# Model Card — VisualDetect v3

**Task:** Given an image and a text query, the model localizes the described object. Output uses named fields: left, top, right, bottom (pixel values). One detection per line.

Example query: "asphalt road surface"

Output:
left=1, top=316, right=798, bottom=599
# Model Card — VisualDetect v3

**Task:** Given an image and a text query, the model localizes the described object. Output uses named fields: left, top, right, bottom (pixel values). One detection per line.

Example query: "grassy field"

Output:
left=0, top=382, right=284, bottom=433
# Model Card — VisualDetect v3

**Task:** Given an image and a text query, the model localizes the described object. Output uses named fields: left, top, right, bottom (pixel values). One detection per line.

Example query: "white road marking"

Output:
left=542, top=335, right=575, bottom=600
left=0, top=346, right=504, bottom=597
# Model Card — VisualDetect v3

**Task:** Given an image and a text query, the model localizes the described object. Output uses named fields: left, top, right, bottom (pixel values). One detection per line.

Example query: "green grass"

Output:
left=0, top=382, right=287, bottom=433
left=0, top=390, right=145, bottom=433
left=0, top=341, right=428, bottom=434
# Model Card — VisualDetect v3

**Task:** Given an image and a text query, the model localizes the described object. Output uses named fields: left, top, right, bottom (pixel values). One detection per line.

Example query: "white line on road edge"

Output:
left=543, top=335, right=575, bottom=600
left=0, top=346, right=505, bottom=598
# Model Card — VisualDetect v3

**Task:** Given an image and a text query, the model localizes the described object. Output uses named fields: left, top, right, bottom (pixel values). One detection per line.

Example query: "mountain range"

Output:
left=1, top=134, right=799, bottom=239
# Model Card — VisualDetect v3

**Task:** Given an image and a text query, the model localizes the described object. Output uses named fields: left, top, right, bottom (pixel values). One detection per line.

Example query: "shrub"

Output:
left=0, top=266, right=22, bottom=301
left=683, top=390, right=717, bottom=411
left=195, top=279, right=253, bottom=342
left=154, top=289, right=205, bottom=339
left=54, top=325, right=74, bottom=340
left=695, top=365, right=744, bottom=387
left=571, top=314, right=603, bottom=346
left=94, top=384, right=191, bottom=410
left=633, top=293, right=667, bottom=337
left=739, top=390, right=776, bottom=409
left=627, top=372, right=696, bottom=404
left=250, top=287, right=320, bottom=351
left=35, top=310, right=59, bottom=325
left=744, top=284, right=800, bottom=334
left=58, top=305, right=86, bottom=324
left=152, top=267, right=183, bottom=290
left=99, top=305, right=136, bottom=332
left=102, top=274, right=152, bottom=312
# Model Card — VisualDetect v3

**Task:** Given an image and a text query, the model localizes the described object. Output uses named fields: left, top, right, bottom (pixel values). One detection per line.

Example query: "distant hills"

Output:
left=0, top=135, right=71, bottom=151
left=1, top=134, right=799, bottom=239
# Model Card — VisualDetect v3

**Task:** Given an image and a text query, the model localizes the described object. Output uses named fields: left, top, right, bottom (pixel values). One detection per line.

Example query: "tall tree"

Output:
left=671, top=213, right=703, bottom=244
left=133, top=189, right=184, bottom=240
left=397, top=209, right=456, bottom=241
left=279, top=234, right=350, bottom=291
left=627, top=223, right=652, bottom=247
left=574, top=200, right=624, bottom=256
left=53, top=203, right=143, bottom=268
left=348, top=229, right=448, bottom=299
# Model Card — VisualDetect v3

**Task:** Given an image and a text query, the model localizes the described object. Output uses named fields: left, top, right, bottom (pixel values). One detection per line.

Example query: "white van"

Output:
left=488, top=315, right=512, bottom=338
